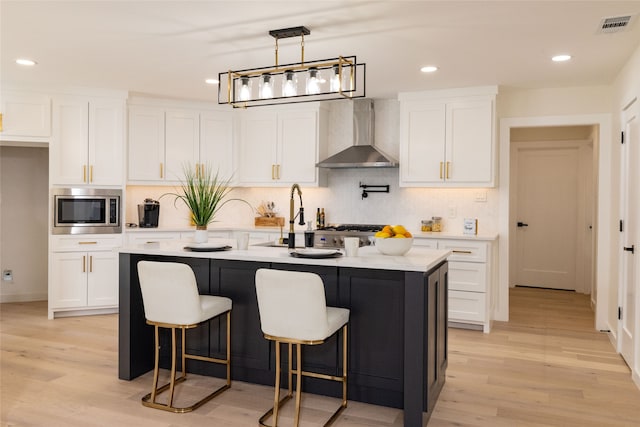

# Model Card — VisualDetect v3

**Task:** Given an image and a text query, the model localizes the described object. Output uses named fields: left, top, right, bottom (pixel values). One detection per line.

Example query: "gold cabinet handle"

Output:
left=439, top=162, right=443, bottom=179
left=89, top=255, right=93, bottom=273
left=90, top=165, right=93, bottom=183
left=276, top=164, right=281, bottom=180
left=82, top=255, right=86, bottom=273
left=160, top=163, right=164, bottom=179
left=200, top=163, right=205, bottom=178
left=446, top=161, right=451, bottom=179
left=78, top=241, right=97, bottom=245
left=0, top=113, right=3, bottom=132
left=83, top=165, right=87, bottom=182
left=452, top=250, right=473, bottom=254
left=271, top=164, right=276, bottom=180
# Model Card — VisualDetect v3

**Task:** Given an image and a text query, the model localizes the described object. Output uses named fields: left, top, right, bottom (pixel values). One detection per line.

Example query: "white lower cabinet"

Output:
left=414, top=237, right=494, bottom=332
left=49, top=235, right=122, bottom=319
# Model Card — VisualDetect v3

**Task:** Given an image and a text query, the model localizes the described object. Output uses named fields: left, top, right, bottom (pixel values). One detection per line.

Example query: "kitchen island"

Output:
left=118, top=241, right=449, bottom=427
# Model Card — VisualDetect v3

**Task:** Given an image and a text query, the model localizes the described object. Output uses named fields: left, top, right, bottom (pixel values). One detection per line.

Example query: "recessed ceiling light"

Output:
left=420, top=66, right=438, bottom=73
left=552, top=54, right=571, bottom=62
left=205, top=78, right=219, bottom=85
left=16, top=58, right=37, bottom=66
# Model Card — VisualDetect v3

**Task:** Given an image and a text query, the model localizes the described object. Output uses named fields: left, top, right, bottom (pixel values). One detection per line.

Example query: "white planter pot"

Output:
left=194, top=229, right=208, bottom=243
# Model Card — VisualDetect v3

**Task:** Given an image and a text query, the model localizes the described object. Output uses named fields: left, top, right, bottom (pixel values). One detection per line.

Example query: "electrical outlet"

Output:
left=475, top=191, right=488, bottom=202
left=2, top=270, right=13, bottom=282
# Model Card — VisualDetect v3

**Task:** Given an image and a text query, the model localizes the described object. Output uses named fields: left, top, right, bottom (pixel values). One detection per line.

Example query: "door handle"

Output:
left=517, top=222, right=529, bottom=227
left=623, top=245, right=635, bottom=254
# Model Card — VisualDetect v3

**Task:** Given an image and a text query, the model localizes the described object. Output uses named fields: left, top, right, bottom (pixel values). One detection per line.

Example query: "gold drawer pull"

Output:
left=160, top=163, right=164, bottom=179
left=439, top=162, right=443, bottom=179
left=446, top=161, right=451, bottom=179
left=82, top=255, right=86, bottom=273
left=89, top=255, right=93, bottom=273
left=83, top=165, right=87, bottom=182
left=452, top=250, right=473, bottom=254
left=78, top=241, right=98, bottom=245
left=90, top=165, right=93, bottom=182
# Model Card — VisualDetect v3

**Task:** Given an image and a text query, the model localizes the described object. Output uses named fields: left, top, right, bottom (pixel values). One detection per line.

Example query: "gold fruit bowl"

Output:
left=375, top=237, right=413, bottom=256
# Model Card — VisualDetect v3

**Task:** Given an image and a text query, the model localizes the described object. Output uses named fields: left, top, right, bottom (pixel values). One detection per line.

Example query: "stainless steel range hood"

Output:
left=316, top=99, right=398, bottom=168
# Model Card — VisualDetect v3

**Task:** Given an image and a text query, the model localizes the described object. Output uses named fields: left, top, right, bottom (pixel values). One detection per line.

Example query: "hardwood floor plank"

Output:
left=2, top=287, right=640, bottom=426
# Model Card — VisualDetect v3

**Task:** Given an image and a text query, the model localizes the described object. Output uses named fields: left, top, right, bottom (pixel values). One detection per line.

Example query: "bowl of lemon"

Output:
left=374, top=225, right=413, bottom=256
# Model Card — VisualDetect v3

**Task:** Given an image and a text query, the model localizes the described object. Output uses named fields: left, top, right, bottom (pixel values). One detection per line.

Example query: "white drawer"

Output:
left=128, top=232, right=181, bottom=245
left=438, top=240, right=487, bottom=262
left=412, top=238, right=438, bottom=249
left=208, top=231, right=231, bottom=239
left=448, top=261, right=487, bottom=292
left=448, top=290, right=487, bottom=323
left=51, top=235, right=123, bottom=252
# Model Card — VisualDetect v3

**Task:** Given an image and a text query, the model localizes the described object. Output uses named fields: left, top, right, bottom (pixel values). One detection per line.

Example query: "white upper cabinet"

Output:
left=127, top=101, right=233, bottom=184
left=0, top=91, right=51, bottom=142
left=200, top=110, right=234, bottom=181
left=51, top=95, right=125, bottom=186
left=164, top=109, right=199, bottom=181
left=399, top=86, right=497, bottom=187
left=127, top=105, right=165, bottom=181
left=235, top=103, right=327, bottom=187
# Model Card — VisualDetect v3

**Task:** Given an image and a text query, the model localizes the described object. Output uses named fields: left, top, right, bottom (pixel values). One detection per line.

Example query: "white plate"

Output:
left=290, top=248, right=342, bottom=258
left=184, top=243, right=231, bottom=252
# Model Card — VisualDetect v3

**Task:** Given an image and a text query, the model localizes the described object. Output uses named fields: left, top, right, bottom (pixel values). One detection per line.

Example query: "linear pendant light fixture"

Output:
left=218, top=26, right=366, bottom=108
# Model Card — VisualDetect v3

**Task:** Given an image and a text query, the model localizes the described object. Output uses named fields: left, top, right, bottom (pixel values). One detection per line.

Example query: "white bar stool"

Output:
left=255, top=268, right=349, bottom=427
left=137, top=261, right=232, bottom=413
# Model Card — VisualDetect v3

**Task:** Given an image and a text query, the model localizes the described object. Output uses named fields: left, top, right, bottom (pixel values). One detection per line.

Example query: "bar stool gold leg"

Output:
left=294, top=343, right=303, bottom=426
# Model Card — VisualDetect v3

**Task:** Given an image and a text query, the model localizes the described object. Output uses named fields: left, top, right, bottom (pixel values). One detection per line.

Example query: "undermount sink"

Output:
left=251, top=241, right=305, bottom=249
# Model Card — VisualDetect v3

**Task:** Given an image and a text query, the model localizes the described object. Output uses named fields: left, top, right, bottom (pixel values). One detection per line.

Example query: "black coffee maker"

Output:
left=138, top=199, right=160, bottom=228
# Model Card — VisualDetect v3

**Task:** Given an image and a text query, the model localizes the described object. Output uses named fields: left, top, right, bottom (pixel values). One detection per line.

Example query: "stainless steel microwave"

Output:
left=52, top=188, right=122, bottom=234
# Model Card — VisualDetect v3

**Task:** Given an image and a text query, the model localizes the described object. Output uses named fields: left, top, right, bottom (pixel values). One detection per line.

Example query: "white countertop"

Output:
left=119, top=239, right=451, bottom=273
left=124, top=226, right=498, bottom=241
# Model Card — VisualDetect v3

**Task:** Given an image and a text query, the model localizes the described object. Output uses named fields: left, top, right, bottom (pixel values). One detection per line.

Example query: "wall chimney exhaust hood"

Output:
left=316, top=99, right=398, bottom=168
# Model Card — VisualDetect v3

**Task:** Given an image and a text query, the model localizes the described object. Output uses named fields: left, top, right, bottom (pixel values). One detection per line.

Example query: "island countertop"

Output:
left=118, top=240, right=451, bottom=273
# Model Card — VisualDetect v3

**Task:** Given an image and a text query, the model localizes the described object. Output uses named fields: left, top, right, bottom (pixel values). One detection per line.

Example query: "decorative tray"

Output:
left=184, top=243, right=232, bottom=252
left=289, top=248, right=343, bottom=259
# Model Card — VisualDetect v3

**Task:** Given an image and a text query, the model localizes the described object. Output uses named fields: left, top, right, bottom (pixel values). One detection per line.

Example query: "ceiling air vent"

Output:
left=599, top=15, right=633, bottom=33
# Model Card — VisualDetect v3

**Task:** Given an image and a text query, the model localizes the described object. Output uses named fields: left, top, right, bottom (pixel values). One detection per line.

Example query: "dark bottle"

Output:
left=316, top=208, right=321, bottom=228
left=320, top=208, right=325, bottom=228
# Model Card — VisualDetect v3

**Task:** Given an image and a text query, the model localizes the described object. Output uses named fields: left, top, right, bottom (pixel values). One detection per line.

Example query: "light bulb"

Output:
left=306, top=68, right=321, bottom=95
left=259, top=73, right=274, bottom=99
left=238, top=77, right=252, bottom=101
left=330, top=65, right=341, bottom=92
left=282, top=71, right=297, bottom=97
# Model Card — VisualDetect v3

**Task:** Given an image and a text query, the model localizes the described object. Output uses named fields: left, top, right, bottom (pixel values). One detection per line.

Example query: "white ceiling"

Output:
left=2, top=1, right=640, bottom=102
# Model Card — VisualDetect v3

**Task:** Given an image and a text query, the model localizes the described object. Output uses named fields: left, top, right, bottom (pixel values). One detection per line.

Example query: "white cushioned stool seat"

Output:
left=255, top=268, right=349, bottom=427
left=201, top=295, right=232, bottom=324
left=137, top=261, right=232, bottom=413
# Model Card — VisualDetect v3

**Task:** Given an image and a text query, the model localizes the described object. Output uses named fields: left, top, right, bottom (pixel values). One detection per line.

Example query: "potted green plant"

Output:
left=164, top=163, right=245, bottom=243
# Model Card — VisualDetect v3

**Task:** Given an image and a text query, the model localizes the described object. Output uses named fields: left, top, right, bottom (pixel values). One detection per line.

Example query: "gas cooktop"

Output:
left=314, top=224, right=384, bottom=248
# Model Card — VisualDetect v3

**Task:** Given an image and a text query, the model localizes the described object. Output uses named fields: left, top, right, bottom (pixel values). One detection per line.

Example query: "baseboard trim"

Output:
left=0, top=293, right=47, bottom=304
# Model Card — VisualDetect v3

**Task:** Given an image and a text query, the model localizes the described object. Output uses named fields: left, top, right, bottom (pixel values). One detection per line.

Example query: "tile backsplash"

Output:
left=127, top=169, right=498, bottom=235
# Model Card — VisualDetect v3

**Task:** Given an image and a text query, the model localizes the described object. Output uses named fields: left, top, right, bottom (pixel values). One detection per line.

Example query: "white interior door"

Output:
left=619, top=99, right=638, bottom=366
left=515, top=143, right=585, bottom=290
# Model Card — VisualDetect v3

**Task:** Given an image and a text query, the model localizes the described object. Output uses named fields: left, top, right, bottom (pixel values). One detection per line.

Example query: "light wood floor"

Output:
left=2, top=287, right=639, bottom=427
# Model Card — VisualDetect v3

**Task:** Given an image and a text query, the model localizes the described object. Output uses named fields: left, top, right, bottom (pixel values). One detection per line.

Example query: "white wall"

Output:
left=0, top=146, right=49, bottom=302
left=126, top=99, right=499, bottom=236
